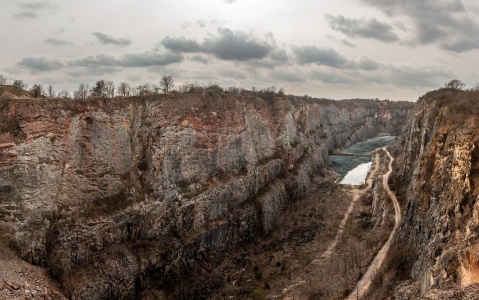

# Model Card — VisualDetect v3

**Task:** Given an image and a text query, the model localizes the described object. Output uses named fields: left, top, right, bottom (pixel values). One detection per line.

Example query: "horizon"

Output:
left=1, top=0, right=478, bottom=101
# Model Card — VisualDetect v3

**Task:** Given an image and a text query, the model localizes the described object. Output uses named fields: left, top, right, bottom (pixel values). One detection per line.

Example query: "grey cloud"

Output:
left=223, top=0, right=236, bottom=3
left=20, top=1, right=56, bottom=10
left=18, top=56, right=64, bottom=72
left=190, top=55, right=209, bottom=63
left=161, top=28, right=275, bottom=61
left=341, top=39, right=356, bottom=48
left=441, top=38, right=479, bottom=52
left=162, top=37, right=201, bottom=53
left=326, top=15, right=399, bottom=42
left=120, top=51, right=183, bottom=67
left=70, top=54, right=117, bottom=68
left=270, top=49, right=289, bottom=63
left=293, top=46, right=349, bottom=68
left=92, top=32, right=132, bottom=47
left=363, top=63, right=452, bottom=87
left=388, top=65, right=451, bottom=87
left=14, top=11, right=37, bottom=19
left=203, top=28, right=274, bottom=61
left=247, top=49, right=289, bottom=69
left=18, top=50, right=182, bottom=73
left=183, top=19, right=225, bottom=29
left=359, top=0, right=479, bottom=52
left=71, top=51, right=183, bottom=68
left=45, top=38, right=74, bottom=46
left=293, top=46, right=380, bottom=71
left=355, top=56, right=379, bottom=71
left=15, top=1, right=56, bottom=19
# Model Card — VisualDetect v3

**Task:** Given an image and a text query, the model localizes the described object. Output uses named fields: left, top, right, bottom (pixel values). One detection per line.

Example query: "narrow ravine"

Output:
left=346, top=147, right=401, bottom=300
left=276, top=150, right=383, bottom=299
left=312, top=150, right=382, bottom=264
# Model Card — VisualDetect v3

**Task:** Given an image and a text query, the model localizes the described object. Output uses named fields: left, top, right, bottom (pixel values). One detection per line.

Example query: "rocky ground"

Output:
left=0, top=147, right=397, bottom=300
left=0, top=239, right=66, bottom=300
left=203, top=151, right=394, bottom=300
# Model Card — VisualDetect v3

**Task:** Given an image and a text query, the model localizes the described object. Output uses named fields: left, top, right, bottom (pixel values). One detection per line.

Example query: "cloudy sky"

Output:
left=1, top=0, right=478, bottom=101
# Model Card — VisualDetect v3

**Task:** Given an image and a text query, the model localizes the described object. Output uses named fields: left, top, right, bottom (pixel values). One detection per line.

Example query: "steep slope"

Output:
left=0, top=94, right=411, bottom=299
left=388, top=88, right=479, bottom=298
left=0, top=85, right=33, bottom=99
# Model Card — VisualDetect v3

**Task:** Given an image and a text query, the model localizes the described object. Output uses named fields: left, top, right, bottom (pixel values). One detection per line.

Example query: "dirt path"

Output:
left=310, top=151, right=382, bottom=264
left=276, top=151, right=383, bottom=299
left=346, top=147, right=401, bottom=300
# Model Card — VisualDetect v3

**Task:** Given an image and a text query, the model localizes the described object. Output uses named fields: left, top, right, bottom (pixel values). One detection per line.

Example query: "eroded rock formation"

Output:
left=0, top=94, right=411, bottom=299
left=389, top=88, right=479, bottom=298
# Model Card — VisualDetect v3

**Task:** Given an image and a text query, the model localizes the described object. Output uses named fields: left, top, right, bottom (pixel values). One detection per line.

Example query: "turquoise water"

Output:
left=330, top=136, right=395, bottom=184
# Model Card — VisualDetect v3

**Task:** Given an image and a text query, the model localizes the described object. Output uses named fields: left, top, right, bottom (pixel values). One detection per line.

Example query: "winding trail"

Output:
left=277, top=148, right=400, bottom=300
left=346, top=147, right=401, bottom=300
left=311, top=151, right=382, bottom=264
left=276, top=150, right=383, bottom=299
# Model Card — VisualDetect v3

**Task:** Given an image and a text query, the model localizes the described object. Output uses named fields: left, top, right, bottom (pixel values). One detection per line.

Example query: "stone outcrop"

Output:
left=389, top=88, right=479, bottom=297
left=0, top=94, right=411, bottom=299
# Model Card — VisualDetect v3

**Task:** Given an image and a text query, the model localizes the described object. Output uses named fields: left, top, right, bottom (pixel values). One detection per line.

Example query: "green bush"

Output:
left=250, top=288, right=266, bottom=300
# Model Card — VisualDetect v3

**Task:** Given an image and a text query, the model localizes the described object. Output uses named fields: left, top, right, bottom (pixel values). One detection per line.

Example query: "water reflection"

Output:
left=339, top=162, right=372, bottom=185
left=330, top=136, right=395, bottom=185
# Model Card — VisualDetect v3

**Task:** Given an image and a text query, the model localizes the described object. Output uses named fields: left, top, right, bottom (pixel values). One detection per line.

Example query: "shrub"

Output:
left=308, top=289, right=324, bottom=300
left=385, top=243, right=416, bottom=279
left=250, top=288, right=266, bottom=300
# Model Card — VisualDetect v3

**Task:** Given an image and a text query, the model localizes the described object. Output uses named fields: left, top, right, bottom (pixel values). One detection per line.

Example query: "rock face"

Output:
left=390, top=89, right=479, bottom=296
left=0, top=94, right=411, bottom=299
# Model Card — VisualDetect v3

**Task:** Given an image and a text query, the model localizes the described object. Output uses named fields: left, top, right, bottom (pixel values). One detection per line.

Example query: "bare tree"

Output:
left=90, top=80, right=107, bottom=97
left=152, top=83, right=161, bottom=94
left=13, top=79, right=26, bottom=89
left=74, top=83, right=89, bottom=100
left=0, top=74, right=6, bottom=85
left=47, top=85, right=55, bottom=98
left=30, top=84, right=44, bottom=98
left=57, top=90, right=71, bottom=99
left=159, top=75, right=174, bottom=93
left=105, top=80, right=115, bottom=98
left=117, top=82, right=131, bottom=97
left=444, top=79, right=465, bottom=90
left=137, top=83, right=154, bottom=96
left=178, top=82, right=193, bottom=93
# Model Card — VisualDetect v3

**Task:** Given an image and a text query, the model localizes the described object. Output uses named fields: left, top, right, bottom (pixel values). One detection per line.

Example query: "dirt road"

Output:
left=311, top=150, right=382, bottom=264
left=277, top=150, right=383, bottom=299
left=346, top=147, right=401, bottom=300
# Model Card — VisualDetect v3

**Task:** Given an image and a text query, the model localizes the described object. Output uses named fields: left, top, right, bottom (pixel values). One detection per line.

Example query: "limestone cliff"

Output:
left=0, top=94, right=411, bottom=299
left=389, top=88, right=479, bottom=298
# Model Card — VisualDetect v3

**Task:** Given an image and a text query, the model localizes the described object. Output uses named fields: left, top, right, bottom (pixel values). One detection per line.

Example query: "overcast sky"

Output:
left=1, top=0, right=478, bottom=101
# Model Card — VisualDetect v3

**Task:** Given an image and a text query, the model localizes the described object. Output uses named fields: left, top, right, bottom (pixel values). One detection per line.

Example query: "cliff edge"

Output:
left=385, top=88, right=479, bottom=299
left=0, top=94, right=411, bottom=299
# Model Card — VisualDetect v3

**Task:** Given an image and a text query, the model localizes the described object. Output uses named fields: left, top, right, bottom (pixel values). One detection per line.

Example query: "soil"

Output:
left=0, top=148, right=395, bottom=300
left=0, top=240, right=66, bottom=300
left=204, top=149, right=395, bottom=300
left=345, top=147, right=401, bottom=299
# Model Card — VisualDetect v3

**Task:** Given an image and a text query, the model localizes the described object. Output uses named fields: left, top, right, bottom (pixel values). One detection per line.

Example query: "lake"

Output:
left=330, top=136, right=395, bottom=185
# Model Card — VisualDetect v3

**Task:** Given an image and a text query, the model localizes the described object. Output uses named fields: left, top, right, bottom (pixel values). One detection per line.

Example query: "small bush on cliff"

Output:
left=443, top=79, right=465, bottom=90
left=0, top=117, right=25, bottom=138
left=250, top=287, right=266, bottom=300
left=0, top=98, right=9, bottom=111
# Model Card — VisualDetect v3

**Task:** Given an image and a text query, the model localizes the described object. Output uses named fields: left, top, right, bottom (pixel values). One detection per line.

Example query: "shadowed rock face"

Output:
left=0, top=94, right=411, bottom=299
left=389, top=89, right=479, bottom=297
